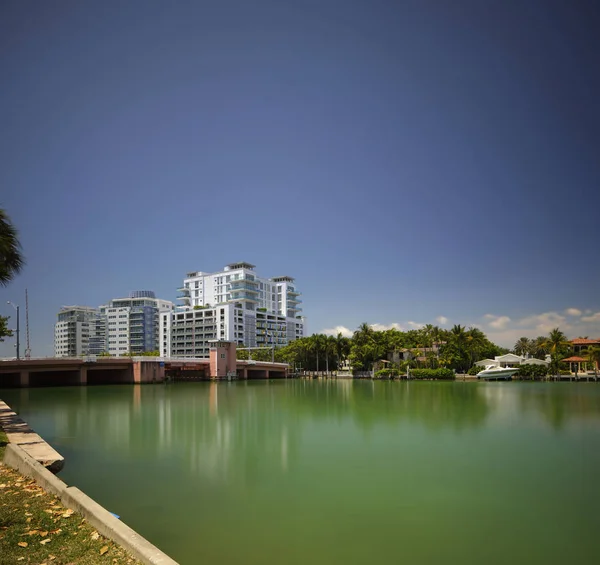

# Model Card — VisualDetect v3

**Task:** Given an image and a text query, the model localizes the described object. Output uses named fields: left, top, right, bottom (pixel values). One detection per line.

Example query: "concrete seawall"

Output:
left=0, top=400, right=64, bottom=473
left=0, top=401, right=179, bottom=565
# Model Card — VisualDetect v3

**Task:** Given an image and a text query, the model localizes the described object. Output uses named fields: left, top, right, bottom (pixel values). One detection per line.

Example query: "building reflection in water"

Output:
left=38, top=380, right=493, bottom=479
left=10, top=380, right=599, bottom=488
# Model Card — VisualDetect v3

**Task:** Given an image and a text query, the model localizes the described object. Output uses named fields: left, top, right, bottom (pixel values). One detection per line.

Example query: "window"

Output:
left=220, top=353, right=225, bottom=359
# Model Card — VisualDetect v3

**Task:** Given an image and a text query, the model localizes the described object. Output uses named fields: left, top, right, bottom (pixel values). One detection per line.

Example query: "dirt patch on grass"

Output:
left=0, top=462, right=142, bottom=565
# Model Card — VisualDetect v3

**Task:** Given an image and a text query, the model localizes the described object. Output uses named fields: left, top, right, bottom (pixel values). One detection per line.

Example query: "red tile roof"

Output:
left=570, top=338, right=600, bottom=345
left=562, top=356, right=587, bottom=362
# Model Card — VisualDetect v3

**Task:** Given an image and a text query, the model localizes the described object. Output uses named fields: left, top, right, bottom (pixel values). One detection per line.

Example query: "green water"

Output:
left=1, top=380, right=599, bottom=565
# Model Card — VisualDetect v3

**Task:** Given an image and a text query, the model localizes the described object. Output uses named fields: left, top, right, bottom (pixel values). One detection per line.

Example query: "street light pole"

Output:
left=7, top=301, right=20, bottom=360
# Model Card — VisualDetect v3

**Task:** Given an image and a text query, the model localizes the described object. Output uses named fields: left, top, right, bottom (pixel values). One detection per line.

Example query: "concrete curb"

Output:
left=3, top=443, right=179, bottom=565
left=0, top=400, right=64, bottom=473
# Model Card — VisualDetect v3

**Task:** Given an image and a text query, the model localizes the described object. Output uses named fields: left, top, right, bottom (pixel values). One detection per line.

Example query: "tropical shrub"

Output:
left=374, top=368, right=402, bottom=378
left=468, top=365, right=482, bottom=375
left=514, top=364, right=548, bottom=380
left=410, top=368, right=455, bottom=380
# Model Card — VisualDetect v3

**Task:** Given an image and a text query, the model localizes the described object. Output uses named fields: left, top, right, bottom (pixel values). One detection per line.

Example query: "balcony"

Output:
left=229, top=273, right=257, bottom=283
left=230, top=282, right=259, bottom=292
left=229, top=291, right=258, bottom=301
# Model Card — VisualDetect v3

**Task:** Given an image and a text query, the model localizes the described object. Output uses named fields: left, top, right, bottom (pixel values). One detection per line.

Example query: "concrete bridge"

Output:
left=0, top=342, right=288, bottom=387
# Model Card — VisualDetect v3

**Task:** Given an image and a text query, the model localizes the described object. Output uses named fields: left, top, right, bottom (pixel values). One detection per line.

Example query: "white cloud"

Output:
left=321, top=307, right=600, bottom=349
left=321, top=325, right=353, bottom=338
left=483, top=309, right=600, bottom=347
left=370, top=322, right=406, bottom=332
left=483, top=328, right=531, bottom=348
left=581, top=312, right=600, bottom=323
left=518, top=312, right=566, bottom=333
left=484, top=314, right=511, bottom=330
left=321, top=321, right=421, bottom=335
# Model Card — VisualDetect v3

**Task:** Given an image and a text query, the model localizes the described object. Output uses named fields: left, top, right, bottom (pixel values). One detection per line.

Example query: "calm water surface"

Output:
left=1, top=380, right=599, bottom=565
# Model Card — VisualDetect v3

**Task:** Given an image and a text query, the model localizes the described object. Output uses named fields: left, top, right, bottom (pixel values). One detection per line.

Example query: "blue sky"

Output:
left=1, top=0, right=599, bottom=356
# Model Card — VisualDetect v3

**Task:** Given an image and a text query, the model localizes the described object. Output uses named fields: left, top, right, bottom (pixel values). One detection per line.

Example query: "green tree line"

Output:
left=239, top=323, right=507, bottom=373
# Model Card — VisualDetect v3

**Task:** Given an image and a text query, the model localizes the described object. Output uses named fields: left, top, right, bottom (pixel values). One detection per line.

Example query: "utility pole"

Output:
left=25, top=289, right=31, bottom=359
left=7, top=301, right=20, bottom=360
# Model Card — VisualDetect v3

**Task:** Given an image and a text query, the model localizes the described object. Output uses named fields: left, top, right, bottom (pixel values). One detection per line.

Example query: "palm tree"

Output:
left=353, top=322, right=374, bottom=346
left=585, top=346, right=600, bottom=378
left=335, top=332, right=350, bottom=366
left=448, top=324, right=469, bottom=372
left=352, top=323, right=382, bottom=371
left=531, top=336, right=548, bottom=359
left=543, top=328, right=570, bottom=375
left=466, top=327, right=487, bottom=368
left=0, top=208, right=24, bottom=286
left=544, top=328, right=569, bottom=357
left=451, top=324, right=467, bottom=341
left=514, top=337, right=532, bottom=356
left=324, top=335, right=336, bottom=374
left=310, top=334, right=327, bottom=373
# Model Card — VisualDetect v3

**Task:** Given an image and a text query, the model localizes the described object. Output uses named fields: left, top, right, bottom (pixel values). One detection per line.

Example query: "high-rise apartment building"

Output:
left=159, top=262, right=305, bottom=358
left=54, top=306, right=105, bottom=357
left=101, top=291, right=174, bottom=356
left=176, top=262, right=303, bottom=318
left=54, top=291, right=174, bottom=357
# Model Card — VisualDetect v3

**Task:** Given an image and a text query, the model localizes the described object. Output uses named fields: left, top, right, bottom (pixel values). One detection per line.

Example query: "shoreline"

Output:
left=0, top=399, right=179, bottom=565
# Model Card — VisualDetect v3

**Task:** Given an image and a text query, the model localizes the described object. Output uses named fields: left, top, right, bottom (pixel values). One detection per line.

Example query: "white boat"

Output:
left=476, top=365, right=519, bottom=380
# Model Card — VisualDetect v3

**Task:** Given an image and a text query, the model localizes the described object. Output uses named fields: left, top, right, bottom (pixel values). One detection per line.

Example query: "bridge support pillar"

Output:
left=133, top=361, right=165, bottom=383
left=79, top=367, right=87, bottom=386
left=265, top=370, right=270, bottom=379
left=19, top=370, right=29, bottom=388
left=242, top=368, right=248, bottom=379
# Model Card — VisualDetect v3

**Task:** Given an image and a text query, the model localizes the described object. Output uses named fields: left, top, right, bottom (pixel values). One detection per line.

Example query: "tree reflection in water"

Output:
left=516, top=383, right=600, bottom=430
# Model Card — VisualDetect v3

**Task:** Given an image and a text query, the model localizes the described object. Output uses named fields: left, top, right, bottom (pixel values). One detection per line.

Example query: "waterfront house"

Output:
left=562, top=338, right=600, bottom=373
left=569, top=338, right=600, bottom=354
left=474, top=353, right=550, bottom=368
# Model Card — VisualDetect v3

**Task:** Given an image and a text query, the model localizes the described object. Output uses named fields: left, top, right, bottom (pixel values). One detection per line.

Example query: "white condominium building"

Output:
left=177, top=262, right=302, bottom=318
left=54, top=306, right=105, bottom=357
left=160, top=262, right=305, bottom=358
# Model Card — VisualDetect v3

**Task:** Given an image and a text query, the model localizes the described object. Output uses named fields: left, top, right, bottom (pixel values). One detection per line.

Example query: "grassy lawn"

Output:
left=0, top=430, right=7, bottom=460
left=0, top=457, right=142, bottom=565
